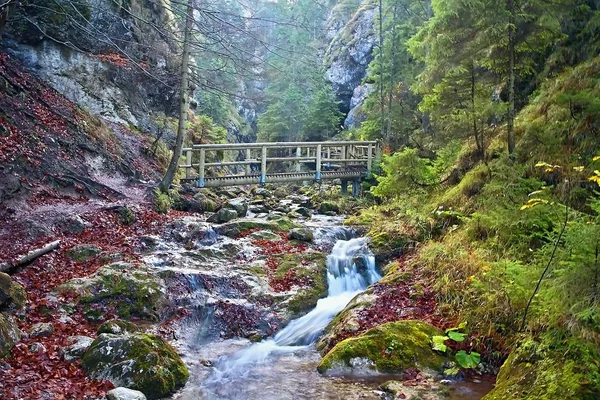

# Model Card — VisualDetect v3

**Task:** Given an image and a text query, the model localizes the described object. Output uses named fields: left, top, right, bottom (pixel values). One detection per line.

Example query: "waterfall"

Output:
left=206, top=237, right=380, bottom=382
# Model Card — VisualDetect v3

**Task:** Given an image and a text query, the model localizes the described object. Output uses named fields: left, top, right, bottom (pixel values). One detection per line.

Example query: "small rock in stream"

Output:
left=105, top=387, right=147, bottom=400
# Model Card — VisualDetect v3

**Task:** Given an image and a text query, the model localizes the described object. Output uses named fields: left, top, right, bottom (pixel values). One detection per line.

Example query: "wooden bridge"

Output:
left=179, top=141, right=380, bottom=194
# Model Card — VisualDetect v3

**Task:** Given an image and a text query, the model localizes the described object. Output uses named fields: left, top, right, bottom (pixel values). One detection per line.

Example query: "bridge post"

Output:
left=341, top=145, right=346, bottom=169
left=245, top=148, right=251, bottom=176
left=198, top=148, right=206, bottom=187
left=367, top=143, right=373, bottom=172
left=341, top=180, right=348, bottom=194
left=352, top=180, right=360, bottom=197
left=185, top=149, right=192, bottom=179
left=260, top=146, right=267, bottom=185
left=296, top=147, right=301, bottom=172
left=315, top=144, right=322, bottom=181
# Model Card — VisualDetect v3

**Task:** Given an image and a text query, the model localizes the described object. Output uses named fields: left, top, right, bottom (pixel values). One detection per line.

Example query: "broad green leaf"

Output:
left=448, top=331, right=467, bottom=342
left=455, top=350, right=480, bottom=369
left=431, top=336, right=448, bottom=352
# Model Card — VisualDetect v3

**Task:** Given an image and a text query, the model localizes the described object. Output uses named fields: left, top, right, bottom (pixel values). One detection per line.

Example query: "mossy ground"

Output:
left=317, top=320, right=445, bottom=374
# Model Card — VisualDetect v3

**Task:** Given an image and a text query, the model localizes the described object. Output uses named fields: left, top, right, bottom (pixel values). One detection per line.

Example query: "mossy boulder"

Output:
left=483, top=339, right=600, bottom=400
left=248, top=230, right=282, bottom=241
left=0, top=313, right=21, bottom=357
left=317, top=320, right=445, bottom=375
left=58, top=262, right=165, bottom=322
left=0, top=272, right=26, bottom=310
left=188, top=193, right=219, bottom=213
left=319, top=201, right=340, bottom=214
left=288, top=228, right=314, bottom=242
left=316, top=290, right=377, bottom=353
left=273, top=252, right=328, bottom=315
left=98, top=319, right=139, bottom=335
left=81, top=333, right=189, bottom=400
left=66, top=244, right=102, bottom=261
left=207, top=208, right=238, bottom=223
left=215, top=217, right=299, bottom=238
left=223, top=198, right=249, bottom=217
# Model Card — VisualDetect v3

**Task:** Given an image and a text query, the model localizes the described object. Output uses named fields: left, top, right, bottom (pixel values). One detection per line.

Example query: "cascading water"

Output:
left=204, top=237, right=381, bottom=387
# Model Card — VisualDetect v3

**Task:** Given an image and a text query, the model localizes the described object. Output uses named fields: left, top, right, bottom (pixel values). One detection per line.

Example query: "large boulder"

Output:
left=0, top=313, right=21, bottom=357
left=483, top=339, right=600, bottom=400
left=81, top=333, right=189, bottom=400
left=317, top=321, right=445, bottom=375
left=288, top=228, right=314, bottom=243
left=319, top=201, right=340, bottom=214
left=58, top=262, right=165, bottom=322
left=207, top=208, right=239, bottom=224
left=0, top=272, right=26, bottom=310
left=223, top=198, right=249, bottom=218
left=60, top=335, right=94, bottom=361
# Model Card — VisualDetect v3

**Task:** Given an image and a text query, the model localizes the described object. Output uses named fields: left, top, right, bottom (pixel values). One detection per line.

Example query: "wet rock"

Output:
left=0, top=313, right=21, bottom=357
left=223, top=198, right=249, bottom=218
left=58, top=262, right=165, bottom=322
left=137, top=235, right=160, bottom=251
left=188, top=193, right=219, bottom=213
left=29, top=342, right=46, bottom=354
left=207, top=208, right=239, bottom=224
left=0, top=272, right=26, bottom=310
left=66, top=244, right=102, bottom=261
left=288, top=228, right=314, bottom=242
left=317, top=321, right=445, bottom=375
left=60, top=335, right=94, bottom=361
left=287, top=211, right=303, bottom=219
left=295, top=207, right=312, bottom=217
left=98, top=319, right=139, bottom=335
left=249, top=205, right=269, bottom=214
left=30, top=322, right=54, bottom=338
left=106, top=387, right=147, bottom=400
left=273, top=187, right=289, bottom=198
left=57, top=214, right=86, bottom=233
left=275, top=205, right=291, bottom=214
left=252, top=187, right=271, bottom=198
left=81, top=333, right=189, bottom=400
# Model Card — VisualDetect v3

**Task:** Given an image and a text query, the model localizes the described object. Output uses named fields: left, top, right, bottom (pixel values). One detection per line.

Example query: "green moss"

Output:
left=317, top=320, right=445, bottom=374
left=97, top=319, right=139, bottom=335
left=0, top=313, right=21, bottom=358
left=215, top=217, right=299, bottom=237
left=66, top=244, right=102, bottom=262
left=81, top=333, right=189, bottom=400
left=58, top=263, right=164, bottom=322
left=483, top=338, right=600, bottom=400
left=0, top=272, right=26, bottom=310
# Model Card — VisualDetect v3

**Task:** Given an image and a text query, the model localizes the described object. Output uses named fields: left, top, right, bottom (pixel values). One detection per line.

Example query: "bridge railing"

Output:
left=178, top=141, right=380, bottom=187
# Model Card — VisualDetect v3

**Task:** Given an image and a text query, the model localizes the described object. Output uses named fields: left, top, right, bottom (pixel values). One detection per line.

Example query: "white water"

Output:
left=205, top=237, right=381, bottom=384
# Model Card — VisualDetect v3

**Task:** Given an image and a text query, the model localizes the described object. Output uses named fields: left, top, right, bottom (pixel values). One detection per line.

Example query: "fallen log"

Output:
left=0, top=240, right=61, bottom=273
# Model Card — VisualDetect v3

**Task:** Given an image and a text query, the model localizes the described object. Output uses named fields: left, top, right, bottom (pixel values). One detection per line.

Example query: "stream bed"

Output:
left=144, top=212, right=492, bottom=400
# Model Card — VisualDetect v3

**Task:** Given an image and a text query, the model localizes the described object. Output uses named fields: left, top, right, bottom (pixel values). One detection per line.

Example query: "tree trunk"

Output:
left=0, top=1, right=16, bottom=37
left=471, top=61, right=482, bottom=157
left=507, top=0, right=516, bottom=157
left=386, top=2, right=398, bottom=145
left=378, top=0, right=385, bottom=141
left=159, top=0, right=194, bottom=192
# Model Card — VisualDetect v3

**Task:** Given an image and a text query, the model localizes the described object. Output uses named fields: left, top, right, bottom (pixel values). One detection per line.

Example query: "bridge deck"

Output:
left=178, top=141, right=379, bottom=188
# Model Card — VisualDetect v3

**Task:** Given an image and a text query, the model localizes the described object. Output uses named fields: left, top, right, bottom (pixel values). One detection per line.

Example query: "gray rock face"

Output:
left=325, top=2, right=377, bottom=111
left=344, top=83, right=375, bottom=129
left=106, top=387, right=147, bottom=400
left=60, top=336, right=94, bottom=361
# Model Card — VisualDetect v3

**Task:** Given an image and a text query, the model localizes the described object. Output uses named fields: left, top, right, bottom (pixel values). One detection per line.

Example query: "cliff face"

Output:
left=324, top=0, right=377, bottom=122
